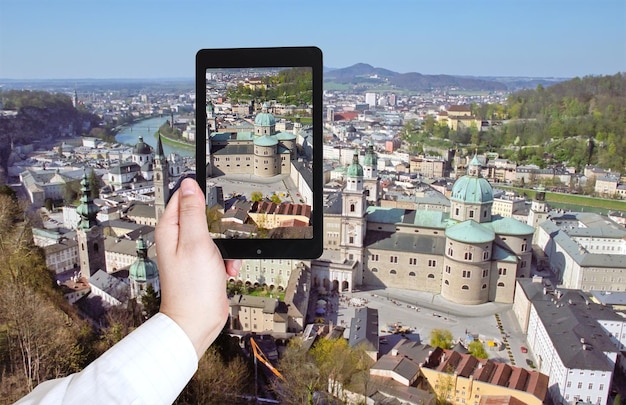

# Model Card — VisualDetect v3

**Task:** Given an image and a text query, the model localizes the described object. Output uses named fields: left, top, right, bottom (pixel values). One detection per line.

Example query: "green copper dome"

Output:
left=254, top=135, right=278, bottom=147
left=276, top=131, right=296, bottom=141
left=363, top=143, right=378, bottom=167
left=484, top=216, right=535, bottom=236
left=346, top=151, right=364, bottom=178
left=129, top=236, right=158, bottom=281
left=450, top=176, right=493, bottom=204
left=133, top=136, right=153, bottom=155
left=446, top=220, right=495, bottom=244
left=254, top=103, right=276, bottom=127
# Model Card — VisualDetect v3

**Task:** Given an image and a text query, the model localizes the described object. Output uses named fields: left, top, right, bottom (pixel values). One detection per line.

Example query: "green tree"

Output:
left=140, top=284, right=161, bottom=319
left=269, top=194, right=281, bottom=204
left=434, top=364, right=455, bottom=405
left=430, top=329, right=453, bottom=349
left=467, top=340, right=488, bottom=359
left=88, top=169, right=101, bottom=200
left=309, top=337, right=373, bottom=399
left=251, top=191, right=263, bottom=202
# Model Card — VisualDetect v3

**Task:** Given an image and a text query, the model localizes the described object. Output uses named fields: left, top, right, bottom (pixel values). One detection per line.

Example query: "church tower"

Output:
left=129, top=235, right=160, bottom=299
left=206, top=100, right=217, bottom=177
left=154, top=134, right=170, bottom=223
left=362, top=142, right=380, bottom=206
left=76, top=172, right=105, bottom=278
left=341, top=151, right=367, bottom=276
left=529, top=185, right=550, bottom=240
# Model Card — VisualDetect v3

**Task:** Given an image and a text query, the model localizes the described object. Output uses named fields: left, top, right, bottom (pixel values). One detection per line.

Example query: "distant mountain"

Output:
left=324, top=63, right=566, bottom=92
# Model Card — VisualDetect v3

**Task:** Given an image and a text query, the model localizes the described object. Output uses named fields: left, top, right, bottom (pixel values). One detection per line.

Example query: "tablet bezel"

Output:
left=195, top=46, right=323, bottom=259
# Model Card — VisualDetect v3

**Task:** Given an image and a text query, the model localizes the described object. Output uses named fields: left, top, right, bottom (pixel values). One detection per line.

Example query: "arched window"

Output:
left=482, top=284, right=487, bottom=289
left=350, top=204, right=355, bottom=212
left=371, top=268, right=378, bottom=273
left=497, top=282, right=505, bottom=287
left=444, top=279, right=449, bottom=285
left=428, top=273, right=435, bottom=279
left=409, top=272, right=416, bottom=276
left=390, top=270, right=397, bottom=275
left=462, top=285, right=469, bottom=290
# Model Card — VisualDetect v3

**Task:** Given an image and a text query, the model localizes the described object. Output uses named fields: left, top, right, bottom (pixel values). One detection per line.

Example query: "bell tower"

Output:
left=154, top=134, right=170, bottom=223
left=341, top=151, right=367, bottom=273
left=76, top=172, right=105, bottom=278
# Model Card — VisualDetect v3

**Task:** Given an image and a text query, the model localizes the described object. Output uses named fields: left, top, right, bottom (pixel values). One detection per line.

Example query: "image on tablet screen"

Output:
left=203, top=66, right=314, bottom=240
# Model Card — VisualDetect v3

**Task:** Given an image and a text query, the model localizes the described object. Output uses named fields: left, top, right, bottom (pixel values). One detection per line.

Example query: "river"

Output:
left=115, top=116, right=195, bottom=157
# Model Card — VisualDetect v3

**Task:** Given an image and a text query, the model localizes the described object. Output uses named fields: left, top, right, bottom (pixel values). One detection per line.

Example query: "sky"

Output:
left=0, top=0, right=624, bottom=80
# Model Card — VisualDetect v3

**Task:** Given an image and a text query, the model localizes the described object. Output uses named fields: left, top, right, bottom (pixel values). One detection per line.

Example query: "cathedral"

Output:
left=206, top=103, right=297, bottom=178
left=315, top=152, right=536, bottom=305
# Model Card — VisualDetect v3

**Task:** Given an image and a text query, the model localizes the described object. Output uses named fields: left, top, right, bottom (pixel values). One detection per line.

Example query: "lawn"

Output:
left=500, top=186, right=626, bottom=212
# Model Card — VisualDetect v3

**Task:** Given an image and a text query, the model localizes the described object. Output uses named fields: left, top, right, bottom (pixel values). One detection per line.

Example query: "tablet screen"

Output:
left=196, top=47, right=322, bottom=259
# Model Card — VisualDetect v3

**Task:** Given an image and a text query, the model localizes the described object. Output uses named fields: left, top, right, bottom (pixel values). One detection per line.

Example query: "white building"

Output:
left=535, top=212, right=626, bottom=292
left=514, top=279, right=620, bottom=405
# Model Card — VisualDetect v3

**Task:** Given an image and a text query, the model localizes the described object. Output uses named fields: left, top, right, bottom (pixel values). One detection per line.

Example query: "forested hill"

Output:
left=0, top=90, right=100, bottom=171
left=497, top=73, right=626, bottom=172
left=506, top=73, right=626, bottom=119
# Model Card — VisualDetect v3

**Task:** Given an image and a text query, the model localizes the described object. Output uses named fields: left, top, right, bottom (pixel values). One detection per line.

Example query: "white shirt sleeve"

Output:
left=15, top=313, right=198, bottom=405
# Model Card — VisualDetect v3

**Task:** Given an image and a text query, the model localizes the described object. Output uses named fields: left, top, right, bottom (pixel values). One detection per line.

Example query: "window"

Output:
left=428, top=273, right=435, bottom=278
left=567, top=381, right=571, bottom=388
left=349, top=236, right=354, bottom=244
left=371, top=268, right=378, bottom=272
left=482, top=284, right=487, bottom=289
left=599, top=384, right=604, bottom=391
left=448, top=248, right=454, bottom=256
left=498, top=282, right=505, bottom=287
left=409, top=257, right=417, bottom=265
left=390, top=256, right=398, bottom=263
left=588, top=383, right=593, bottom=390
left=350, top=204, right=355, bottom=212
left=469, top=210, right=474, bottom=218
left=483, top=269, right=488, bottom=277
left=371, top=254, right=379, bottom=261
left=499, top=268, right=507, bottom=276
left=445, top=265, right=451, bottom=274
left=464, top=252, right=473, bottom=260
left=483, top=251, right=489, bottom=260
left=390, top=269, right=397, bottom=275
left=428, top=260, right=436, bottom=267
left=455, top=207, right=459, bottom=215
left=444, top=280, right=449, bottom=285
left=462, top=285, right=469, bottom=290
left=463, top=270, right=471, bottom=278
left=409, top=272, right=416, bottom=276
left=521, top=243, right=527, bottom=252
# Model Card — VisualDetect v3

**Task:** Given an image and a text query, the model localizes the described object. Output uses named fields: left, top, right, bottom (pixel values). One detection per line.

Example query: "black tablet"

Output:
left=195, top=47, right=323, bottom=259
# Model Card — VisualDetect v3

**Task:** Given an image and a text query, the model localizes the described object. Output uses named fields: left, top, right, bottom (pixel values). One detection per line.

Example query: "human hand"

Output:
left=155, top=178, right=241, bottom=359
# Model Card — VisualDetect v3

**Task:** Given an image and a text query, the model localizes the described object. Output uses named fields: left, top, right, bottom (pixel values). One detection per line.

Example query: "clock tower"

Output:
left=341, top=151, right=367, bottom=278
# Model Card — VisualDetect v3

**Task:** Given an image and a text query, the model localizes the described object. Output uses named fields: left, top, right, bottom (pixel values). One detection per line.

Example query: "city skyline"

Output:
left=1, top=0, right=625, bottom=80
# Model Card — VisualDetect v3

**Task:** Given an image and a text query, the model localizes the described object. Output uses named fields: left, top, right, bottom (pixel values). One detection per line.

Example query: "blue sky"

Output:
left=0, top=0, right=624, bottom=79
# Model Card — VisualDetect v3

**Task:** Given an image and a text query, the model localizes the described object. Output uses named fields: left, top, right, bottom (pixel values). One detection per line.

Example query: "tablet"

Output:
left=195, top=47, right=323, bottom=259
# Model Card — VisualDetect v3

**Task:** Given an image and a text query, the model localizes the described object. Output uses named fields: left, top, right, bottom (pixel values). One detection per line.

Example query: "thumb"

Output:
left=177, top=178, right=210, bottom=247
